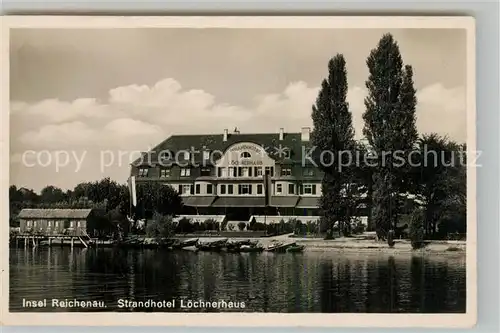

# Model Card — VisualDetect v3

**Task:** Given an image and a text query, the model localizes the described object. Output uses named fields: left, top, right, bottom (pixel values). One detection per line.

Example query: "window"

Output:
left=55, top=221, right=60, bottom=228
left=219, top=167, right=227, bottom=177
left=160, top=168, right=171, bottom=178
left=48, top=221, right=53, bottom=228
left=183, top=151, right=190, bottom=160
left=27, top=221, right=32, bottom=227
left=228, top=167, right=236, bottom=177
left=239, top=184, right=252, bottom=195
left=70, top=221, right=76, bottom=228
left=241, top=152, right=251, bottom=158
left=241, top=167, right=250, bottom=177
left=255, top=167, right=263, bottom=177
left=281, top=168, right=292, bottom=176
left=227, top=185, right=234, bottom=194
left=206, top=184, right=213, bottom=194
left=195, top=184, right=201, bottom=194
left=203, top=151, right=210, bottom=160
left=288, top=184, right=295, bottom=194
left=180, top=168, right=191, bottom=177
left=220, top=184, right=226, bottom=195
left=138, top=167, right=149, bottom=177
left=265, top=166, right=274, bottom=176
left=257, top=184, right=263, bottom=195
left=276, top=184, right=283, bottom=194
left=201, top=167, right=211, bottom=176
left=283, top=149, right=291, bottom=159
left=33, top=221, right=37, bottom=227
left=181, top=185, right=192, bottom=194
left=303, top=184, right=317, bottom=195
left=302, top=168, right=315, bottom=177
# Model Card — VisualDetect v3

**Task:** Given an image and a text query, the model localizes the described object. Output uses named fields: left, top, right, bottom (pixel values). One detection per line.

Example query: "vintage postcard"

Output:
left=1, top=16, right=476, bottom=327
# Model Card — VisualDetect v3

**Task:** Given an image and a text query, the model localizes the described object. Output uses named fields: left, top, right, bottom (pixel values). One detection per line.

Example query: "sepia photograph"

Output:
left=2, top=16, right=476, bottom=327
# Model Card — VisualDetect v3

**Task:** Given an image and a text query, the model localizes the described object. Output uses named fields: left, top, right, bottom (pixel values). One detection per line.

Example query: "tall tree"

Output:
left=135, top=182, right=183, bottom=220
left=311, top=54, right=356, bottom=236
left=362, top=33, right=418, bottom=239
left=40, top=185, right=67, bottom=204
left=410, top=134, right=466, bottom=237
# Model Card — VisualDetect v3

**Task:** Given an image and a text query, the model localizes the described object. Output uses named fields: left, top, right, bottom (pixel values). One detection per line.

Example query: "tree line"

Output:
left=9, top=179, right=183, bottom=232
left=311, top=33, right=466, bottom=245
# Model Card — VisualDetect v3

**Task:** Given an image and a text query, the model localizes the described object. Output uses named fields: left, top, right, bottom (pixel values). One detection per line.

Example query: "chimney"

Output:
left=223, top=128, right=228, bottom=142
left=301, top=127, right=310, bottom=141
left=279, top=128, right=284, bottom=141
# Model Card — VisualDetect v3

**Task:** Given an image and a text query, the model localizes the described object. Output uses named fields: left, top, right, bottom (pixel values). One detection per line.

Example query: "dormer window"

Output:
left=203, top=151, right=210, bottom=160
left=138, top=167, right=149, bottom=177
left=240, top=151, right=251, bottom=159
left=184, top=151, right=190, bottom=160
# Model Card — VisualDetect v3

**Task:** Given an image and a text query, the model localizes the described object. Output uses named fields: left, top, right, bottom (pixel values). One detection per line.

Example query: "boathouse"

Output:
left=17, top=208, right=107, bottom=237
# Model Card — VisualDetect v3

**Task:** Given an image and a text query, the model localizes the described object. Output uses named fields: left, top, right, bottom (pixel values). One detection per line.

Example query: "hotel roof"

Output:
left=132, top=131, right=314, bottom=166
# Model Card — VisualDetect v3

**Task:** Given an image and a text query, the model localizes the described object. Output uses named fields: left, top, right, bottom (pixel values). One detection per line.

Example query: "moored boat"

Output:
left=266, top=241, right=297, bottom=253
left=196, top=238, right=228, bottom=251
left=286, top=244, right=305, bottom=253
left=239, top=244, right=264, bottom=252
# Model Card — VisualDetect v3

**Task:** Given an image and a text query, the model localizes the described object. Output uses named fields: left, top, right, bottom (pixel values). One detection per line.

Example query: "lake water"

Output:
left=9, top=247, right=466, bottom=313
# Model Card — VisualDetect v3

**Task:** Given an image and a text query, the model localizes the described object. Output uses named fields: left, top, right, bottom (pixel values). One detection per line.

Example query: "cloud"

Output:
left=10, top=77, right=466, bottom=191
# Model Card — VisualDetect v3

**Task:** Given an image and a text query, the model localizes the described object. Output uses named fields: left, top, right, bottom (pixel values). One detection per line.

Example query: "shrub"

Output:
left=146, top=213, right=175, bottom=242
left=306, top=221, right=319, bottom=235
left=409, top=208, right=425, bottom=249
left=237, top=222, right=246, bottom=231
left=204, top=218, right=217, bottom=231
left=175, top=217, right=193, bottom=233
left=351, top=218, right=366, bottom=235
left=387, top=229, right=395, bottom=248
left=249, top=220, right=256, bottom=231
left=227, top=223, right=235, bottom=231
left=220, top=220, right=228, bottom=231
left=252, top=222, right=266, bottom=231
left=265, top=224, right=278, bottom=235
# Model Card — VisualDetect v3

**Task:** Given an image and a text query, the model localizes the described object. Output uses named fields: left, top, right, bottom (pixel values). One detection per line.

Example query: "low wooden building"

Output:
left=18, top=208, right=108, bottom=237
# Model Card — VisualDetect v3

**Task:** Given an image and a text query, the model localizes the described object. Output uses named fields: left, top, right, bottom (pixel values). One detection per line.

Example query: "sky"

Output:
left=9, top=28, right=468, bottom=192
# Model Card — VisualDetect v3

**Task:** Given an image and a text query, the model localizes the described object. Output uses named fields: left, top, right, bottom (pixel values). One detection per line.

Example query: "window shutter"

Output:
left=249, top=185, right=253, bottom=194
left=312, top=184, right=317, bottom=195
left=299, top=184, right=303, bottom=195
left=249, top=168, right=253, bottom=177
left=190, top=185, right=194, bottom=195
left=178, top=185, right=182, bottom=193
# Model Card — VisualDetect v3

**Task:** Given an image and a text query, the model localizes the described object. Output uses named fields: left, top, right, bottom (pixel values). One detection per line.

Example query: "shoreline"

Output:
left=11, top=233, right=467, bottom=255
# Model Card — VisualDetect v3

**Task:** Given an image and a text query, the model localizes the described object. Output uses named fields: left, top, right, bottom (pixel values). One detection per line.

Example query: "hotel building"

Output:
left=130, top=127, right=367, bottom=224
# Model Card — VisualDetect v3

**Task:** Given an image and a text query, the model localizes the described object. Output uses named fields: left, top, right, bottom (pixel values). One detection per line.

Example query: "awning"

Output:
left=182, top=196, right=216, bottom=207
left=269, top=196, right=299, bottom=207
left=212, top=197, right=266, bottom=207
left=296, top=197, right=320, bottom=209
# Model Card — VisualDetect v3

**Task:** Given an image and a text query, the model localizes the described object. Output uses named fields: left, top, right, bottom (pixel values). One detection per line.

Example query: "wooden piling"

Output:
left=48, top=238, right=52, bottom=246
left=71, top=237, right=74, bottom=249
left=24, top=237, right=27, bottom=248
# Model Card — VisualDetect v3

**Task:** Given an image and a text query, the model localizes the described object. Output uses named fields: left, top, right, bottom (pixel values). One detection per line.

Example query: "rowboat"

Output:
left=266, top=241, right=297, bottom=253
left=196, top=238, right=228, bottom=251
left=174, top=238, right=199, bottom=249
left=286, top=244, right=305, bottom=253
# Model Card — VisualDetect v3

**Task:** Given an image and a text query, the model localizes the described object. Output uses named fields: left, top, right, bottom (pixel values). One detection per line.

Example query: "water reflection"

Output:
left=9, top=247, right=466, bottom=313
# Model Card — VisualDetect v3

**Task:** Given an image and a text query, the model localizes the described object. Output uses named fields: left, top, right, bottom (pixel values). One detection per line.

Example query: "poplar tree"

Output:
left=362, top=33, right=418, bottom=239
left=311, top=54, right=356, bottom=237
